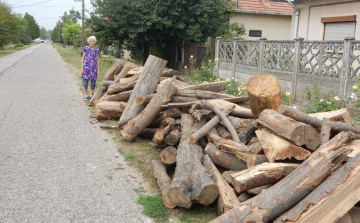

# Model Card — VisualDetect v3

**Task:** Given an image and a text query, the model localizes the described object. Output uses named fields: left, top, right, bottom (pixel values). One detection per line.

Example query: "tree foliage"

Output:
left=0, top=1, right=21, bottom=48
left=24, top=13, right=40, bottom=40
left=89, top=0, right=241, bottom=65
left=62, top=22, right=81, bottom=45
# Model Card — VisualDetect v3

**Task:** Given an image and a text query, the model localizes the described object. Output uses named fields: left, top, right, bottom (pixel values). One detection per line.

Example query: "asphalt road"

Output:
left=0, top=42, right=152, bottom=223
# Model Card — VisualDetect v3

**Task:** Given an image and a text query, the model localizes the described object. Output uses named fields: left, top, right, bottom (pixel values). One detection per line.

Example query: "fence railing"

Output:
left=215, top=37, right=360, bottom=100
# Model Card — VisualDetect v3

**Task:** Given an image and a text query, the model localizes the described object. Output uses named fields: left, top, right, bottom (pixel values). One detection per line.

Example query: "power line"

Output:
left=12, top=0, right=52, bottom=8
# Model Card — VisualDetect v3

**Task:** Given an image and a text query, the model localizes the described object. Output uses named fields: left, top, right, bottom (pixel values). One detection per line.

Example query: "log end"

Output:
left=167, top=187, right=192, bottom=209
left=198, top=184, right=219, bottom=206
left=188, top=136, right=196, bottom=144
left=136, top=97, right=146, bottom=105
left=119, top=130, right=135, bottom=141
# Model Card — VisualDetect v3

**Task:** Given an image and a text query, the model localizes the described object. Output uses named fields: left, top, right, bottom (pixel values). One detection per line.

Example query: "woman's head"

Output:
left=87, top=36, right=96, bottom=46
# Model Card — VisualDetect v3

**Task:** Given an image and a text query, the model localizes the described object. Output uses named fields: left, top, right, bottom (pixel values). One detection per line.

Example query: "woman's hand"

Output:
left=97, top=70, right=100, bottom=76
left=81, top=69, right=84, bottom=76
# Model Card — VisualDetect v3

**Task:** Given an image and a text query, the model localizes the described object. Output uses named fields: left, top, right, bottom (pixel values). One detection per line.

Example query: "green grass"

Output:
left=0, top=43, right=37, bottom=58
left=176, top=204, right=217, bottom=223
left=137, top=194, right=170, bottom=223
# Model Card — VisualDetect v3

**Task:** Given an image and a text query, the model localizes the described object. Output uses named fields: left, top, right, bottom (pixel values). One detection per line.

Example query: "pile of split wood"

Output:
left=91, top=55, right=360, bottom=223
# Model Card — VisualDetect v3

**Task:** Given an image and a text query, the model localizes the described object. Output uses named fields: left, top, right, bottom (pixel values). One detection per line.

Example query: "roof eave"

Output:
left=234, top=10, right=292, bottom=16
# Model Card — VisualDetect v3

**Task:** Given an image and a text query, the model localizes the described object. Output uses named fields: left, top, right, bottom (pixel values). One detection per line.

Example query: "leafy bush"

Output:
left=14, top=43, right=24, bottom=48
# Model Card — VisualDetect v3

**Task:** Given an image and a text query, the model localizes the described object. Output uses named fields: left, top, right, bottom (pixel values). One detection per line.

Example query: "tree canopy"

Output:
left=24, top=13, right=40, bottom=40
left=0, top=1, right=21, bottom=48
left=62, top=22, right=81, bottom=45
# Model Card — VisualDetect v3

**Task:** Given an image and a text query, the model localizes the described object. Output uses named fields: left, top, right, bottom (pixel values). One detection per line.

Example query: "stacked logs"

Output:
left=93, top=55, right=360, bottom=223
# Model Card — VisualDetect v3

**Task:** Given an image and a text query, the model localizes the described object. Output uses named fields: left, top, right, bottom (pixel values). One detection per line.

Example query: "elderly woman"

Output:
left=81, top=36, right=100, bottom=101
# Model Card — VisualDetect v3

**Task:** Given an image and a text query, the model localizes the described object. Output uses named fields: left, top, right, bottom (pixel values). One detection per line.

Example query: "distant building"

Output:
left=230, top=0, right=293, bottom=40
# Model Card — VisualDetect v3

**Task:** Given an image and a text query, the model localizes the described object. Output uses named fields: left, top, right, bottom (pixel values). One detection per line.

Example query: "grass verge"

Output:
left=0, top=43, right=37, bottom=58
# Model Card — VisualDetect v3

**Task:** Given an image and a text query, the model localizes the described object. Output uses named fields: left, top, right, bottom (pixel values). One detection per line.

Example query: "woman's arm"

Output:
left=81, top=52, right=85, bottom=75
left=97, top=55, right=100, bottom=76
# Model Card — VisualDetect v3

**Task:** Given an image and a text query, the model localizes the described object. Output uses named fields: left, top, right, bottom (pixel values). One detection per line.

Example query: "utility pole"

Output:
left=74, top=0, right=85, bottom=48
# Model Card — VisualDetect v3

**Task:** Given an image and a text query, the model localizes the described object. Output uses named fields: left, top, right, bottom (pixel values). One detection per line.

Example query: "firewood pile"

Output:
left=92, top=55, right=360, bottom=223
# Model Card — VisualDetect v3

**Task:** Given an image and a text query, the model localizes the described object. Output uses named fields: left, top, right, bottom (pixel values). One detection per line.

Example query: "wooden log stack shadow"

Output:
left=94, top=57, right=360, bottom=222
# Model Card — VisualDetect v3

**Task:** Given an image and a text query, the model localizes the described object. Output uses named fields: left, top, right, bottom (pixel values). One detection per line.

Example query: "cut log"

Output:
left=160, top=146, right=177, bottom=165
left=209, top=131, right=355, bottom=223
left=176, top=89, right=236, bottom=100
left=255, top=129, right=311, bottom=163
left=119, top=73, right=139, bottom=84
left=202, top=155, right=240, bottom=216
left=247, top=74, right=281, bottom=118
left=274, top=154, right=360, bottom=223
left=308, top=108, right=355, bottom=125
left=320, top=118, right=332, bottom=145
left=164, top=129, right=181, bottom=146
left=189, top=105, right=234, bottom=144
left=114, top=64, right=133, bottom=82
left=247, top=185, right=272, bottom=195
left=227, top=116, right=252, bottom=131
left=204, top=143, right=248, bottom=171
left=167, top=117, right=218, bottom=208
left=201, top=100, right=240, bottom=142
left=237, top=192, right=253, bottom=203
left=118, top=55, right=167, bottom=127
left=170, top=96, right=199, bottom=103
left=238, top=120, right=258, bottom=144
left=107, top=80, right=137, bottom=95
left=101, top=80, right=115, bottom=92
left=217, top=125, right=232, bottom=139
left=258, top=109, right=321, bottom=150
left=277, top=105, right=360, bottom=134
left=101, top=90, right=132, bottom=102
left=95, top=101, right=126, bottom=120
left=190, top=109, right=212, bottom=122
left=90, top=61, right=124, bottom=104
left=149, top=108, right=183, bottom=127
left=127, top=66, right=143, bottom=75
left=161, top=98, right=249, bottom=109
left=152, top=118, right=175, bottom=144
left=222, top=170, right=236, bottom=185
left=180, top=114, right=194, bottom=137
left=248, top=142, right=263, bottom=154
left=211, top=99, right=253, bottom=119
left=180, top=81, right=226, bottom=92
left=230, top=163, right=299, bottom=193
left=151, top=159, right=175, bottom=208
left=120, top=76, right=177, bottom=141
left=157, top=78, right=192, bottom=90
left=343, top=139, right=360, bottom=161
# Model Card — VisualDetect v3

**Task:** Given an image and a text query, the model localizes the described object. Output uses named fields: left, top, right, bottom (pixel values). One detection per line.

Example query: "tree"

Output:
left=18, top=15, right=31, bottom=44
left=24, top=13, right=40, bottom=39
left=90, top=0, right=239, bottom=65
left=40, top=26, right=47, bottom=39
left=0, top=1, right=21, bottom=48
left=62, top=22, right=81, bottom=45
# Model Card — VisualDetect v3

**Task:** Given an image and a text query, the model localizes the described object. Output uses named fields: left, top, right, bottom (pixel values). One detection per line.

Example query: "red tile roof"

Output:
left=233, top=0, right=293, bottom=16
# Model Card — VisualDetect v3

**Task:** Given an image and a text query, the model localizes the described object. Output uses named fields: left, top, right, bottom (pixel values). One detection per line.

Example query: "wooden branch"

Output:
left=120, top=76, right=177, bottom=141
left=211, top=99, right=253, bottom=119
left=118, top=55, right=167, bottom=128
left=256, top=129, right=311, bottom=163
left=320, top=118, right=332, bottom=145
left=308, top=108, right=355, bottom=125
left=202, top=155, right=240, bottom=216
left=227, top=116, right=252, bottom=131
left=151, top=159, right=175, bottom=208
left=107, top=80, right=137, bottom=95
left=238, top=120, right=258, bottom=144
left=274, top=154, right=360, bottom=223
left=153, top=118, right=175, bottom=144
left=160, top=146, right=177, bottom=165
left=101, top=90, right=132, bottom=102
left=101, top=80, right=115, bottom=92
left=190, top=109, right=212, bottom=122
left=278, top=105, right=360, bottom=134
left=230, top=163, right=299, bottom=193
left=170, top=96, right=199, bottom=103
left=201, top=100, right=240, bottom=142
left=209, top=131, right=355, bottom=223
left=258, top=109, right=321, bottom=150
left=161, top=97, right=249, bottom=109
left=216, top=125, right=232, bottom=139
left=180, top=81, right=226, bottom=92
left=114, top=64, right=133, bottom=82
left=119, top=73, right=139, bottom=84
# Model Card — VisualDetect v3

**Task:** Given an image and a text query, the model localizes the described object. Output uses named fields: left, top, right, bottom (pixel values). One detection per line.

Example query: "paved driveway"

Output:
left=0, top=42, right=152, bottom=223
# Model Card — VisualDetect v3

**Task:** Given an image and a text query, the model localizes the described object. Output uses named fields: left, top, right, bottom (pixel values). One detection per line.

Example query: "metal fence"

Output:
left=215, top=37, right=360, bottom=102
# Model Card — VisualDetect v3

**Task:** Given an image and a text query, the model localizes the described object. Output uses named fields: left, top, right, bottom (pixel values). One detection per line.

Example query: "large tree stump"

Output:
left=95, top=101, right=126, bottom=120
left=151, top=159, right=175, bottom=208
left=120, top=76, right=177, bottom=141
left=247, top=74, right=281, bottom=118
left=274, top=154, right=360, bottom=223
left=118, top=55, right=167, bottom=127
left=258, top=109, right=321, bottom=150
left=209, top=131, right=355, bottom=223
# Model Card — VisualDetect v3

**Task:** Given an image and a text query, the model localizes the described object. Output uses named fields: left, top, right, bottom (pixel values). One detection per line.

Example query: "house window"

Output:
left=322, top=16, right=356, bottom=40
left=249, top=30, right=262, bottom=37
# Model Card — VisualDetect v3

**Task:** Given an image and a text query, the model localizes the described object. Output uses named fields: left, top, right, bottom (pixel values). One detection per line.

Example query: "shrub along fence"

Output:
left=215, top=37, right=360, bottom=104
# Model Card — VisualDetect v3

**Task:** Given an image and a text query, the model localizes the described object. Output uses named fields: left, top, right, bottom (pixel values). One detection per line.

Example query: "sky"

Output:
left=4, top=0, right=94, bottom=30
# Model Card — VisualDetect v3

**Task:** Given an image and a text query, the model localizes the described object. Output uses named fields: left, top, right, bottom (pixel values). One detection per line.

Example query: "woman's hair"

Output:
left=87, top=36, right=97, bottom=43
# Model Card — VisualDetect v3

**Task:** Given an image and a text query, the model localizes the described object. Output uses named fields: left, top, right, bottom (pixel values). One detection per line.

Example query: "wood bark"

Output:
left=180, top=81, right=226, bottom=92
left=320, top=118, right=332, bottom=145
left=164, top=129, right=181, bottom=146
left=247, top=74, right=281, bottom=118
left=190, top=109, right=212, bottom=122
left=152, top=118, right=175, bottom=144
left=308, top=108, right=355, bottom=125
left=238, top=120, right=258, bottom=144
left=95, top=101, right=126, bottom=120
left=201, top=100, right=240, bottom=142
left=107, top=80, right=137, bottom=95
left=160, top=146, right=177, bottom=165
left=119, top=73, right=139, bottom=84
left=176, top=89, right=236, bottom=100
left=274, top=154, right=360, bottom=223
left=189, top=105, right=234, bottom=144
left=230, top=163, right=299, bottom=193
left=114, top=64, right=132, bottom=82
left=204, top=143, right=248, bottom=171
left=209, top=131, right=356, bottom=223
left=238, top=192, right=253, bottom=203
left=258, top=109, right=321, bottom=150
left=118, top=55, right=167, bottom=128
left=149, top=108, right=182, bottom=127
left=100, top=90, right=132, bottom=102
left=202, top=155, right=241, bottom=216
left=161, top=98, right=249, bottom=110
left=277, top=105, right=360, bottom=134
left=120, top=76, right=177, bottom=141
left=248, top=142, right=263, bottom=154
left=255, top=129, right=311, bottom=163
left=217, top=125, right=232, bottom=139
left=247, top=185, right=272, bottom=195
left=151, top=159, right=175, bottom=208
left=227, top=116, right=252, bottom=131
left=211, top=99, right=253, bottom=119
left=101, top=80, right=115, bottom=92
left=167, top=117, right=218, bottom=208
left=170, top=96, right=199, bottom=103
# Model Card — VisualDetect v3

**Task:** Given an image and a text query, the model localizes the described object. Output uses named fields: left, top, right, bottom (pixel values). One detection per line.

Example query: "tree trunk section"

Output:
left=320, top=118, right=332, bottom=145
left=151, top=159, right=175, bottom=208
left=107, top=80, right=137, bottom=95
left=258, top=109, right=321, bottom=150
left=120, top=76, right=177, bottom=141
left=217, top=125, right=232, bottom=139
left=255, top=129, right=311, bottom=163
left=95, top=101, right=126, bottom=120
left=238, top=120, right=258, bottom=144
left=114, top=64, right=132, bottom=82
left=209, top=131, right=355, bottom=223
left=164, top=129, right=181, bottom=146
left=230, top=163, right=299, bottom=193
left=180, top=81, right=226, bottom=92
left=118, top=55, right=167, bottom=127
left=247, top=74, right=281, bottom=118
left=101, top=90, right=132, bottom=102
left=160, top=146, right=177, bottom=165
left=308, top=108, right=355, bottom=125
left=211, top=99, right=253, bottom=119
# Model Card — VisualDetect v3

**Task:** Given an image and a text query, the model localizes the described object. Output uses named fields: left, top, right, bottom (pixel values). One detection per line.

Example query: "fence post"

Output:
left=339, top=36, right=355, bottom=99
left=258, top=37, right=267, bottom=74
left=292, top=37, right=304, bottom=103
left=232, top=38, right=239, bottom=79
left=215, top=37, right=222, bottom=74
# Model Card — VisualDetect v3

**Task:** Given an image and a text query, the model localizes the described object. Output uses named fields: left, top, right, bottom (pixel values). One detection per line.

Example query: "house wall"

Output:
left=296, top=0, right=360, bottom=40
left=230, top=13, right=292, bottom=40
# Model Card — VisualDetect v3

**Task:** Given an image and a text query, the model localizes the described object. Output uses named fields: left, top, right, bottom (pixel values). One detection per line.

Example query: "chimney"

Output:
left=261, top=0, right=271, bottom=6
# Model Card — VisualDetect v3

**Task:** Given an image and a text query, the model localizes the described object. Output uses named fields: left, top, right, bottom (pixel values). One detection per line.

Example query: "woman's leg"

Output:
left=90, top=80, right=97, bottom=96
left=82, top=78, right=89, bottom=95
